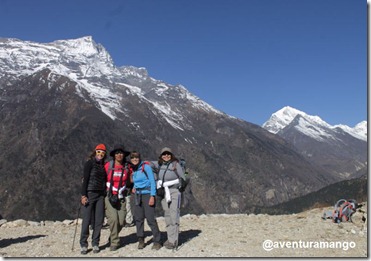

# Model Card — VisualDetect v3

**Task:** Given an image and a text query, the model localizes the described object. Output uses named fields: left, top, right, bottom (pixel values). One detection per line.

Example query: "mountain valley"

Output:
left=0, top=37, right=367, bottom=221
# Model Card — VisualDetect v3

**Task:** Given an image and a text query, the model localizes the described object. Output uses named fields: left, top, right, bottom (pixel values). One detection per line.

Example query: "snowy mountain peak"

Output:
left=354, top=121, right=367, bottom=132
left=0, top=36, right=116, bottom=79
left=262, top=106, right=329, bottom=134
left=119, top=66, right=149, bottom=80
left=0, top=36, right=223, bottom=128
left=263, top=106, right=367, bottom=142
left=52, top=36, right=98, bottom=55
left=334, top=121, right=367, bottom=141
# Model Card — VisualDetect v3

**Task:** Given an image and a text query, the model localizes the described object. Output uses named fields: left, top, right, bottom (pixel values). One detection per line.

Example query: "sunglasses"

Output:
left=161, top=153, right=171, bottom=156
left=96, top=150, right=106, bottom=155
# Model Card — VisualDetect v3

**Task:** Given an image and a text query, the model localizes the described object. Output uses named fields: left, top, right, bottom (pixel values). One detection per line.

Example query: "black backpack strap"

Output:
left=124, top=163, right=134, bottom=190
left=109, top=161, right=125, bottom=193
left=117, top=163, right=126, bottom=190
left=108, top=160, right=115, bottom=194
left=160, top=163, right=170, bottom=187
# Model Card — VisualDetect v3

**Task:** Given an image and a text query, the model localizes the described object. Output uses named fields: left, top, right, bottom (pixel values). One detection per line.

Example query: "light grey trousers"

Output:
left=125, top=195, right=133, bottom=224
left=161, top=188, right=181, bottom=244
left=105, top=196, right=127, bottom=247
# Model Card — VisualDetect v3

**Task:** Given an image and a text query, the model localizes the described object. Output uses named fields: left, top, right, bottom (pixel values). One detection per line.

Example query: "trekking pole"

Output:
left=173, top=191, right=182, bottom=252
left=71, top=204, right=81, bottom=251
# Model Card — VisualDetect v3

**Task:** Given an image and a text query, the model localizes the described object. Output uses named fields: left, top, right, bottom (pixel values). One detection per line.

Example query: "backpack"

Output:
left=139, top=161, right=153, bottom=180
left=177, top=158, right=190, bottom=192
left=130, top=161, right=159, bottom=188
left=175, top=159, right=192, bottom=208
left=154, top=158, right=191, bottom=207
left=153, top=159, right=190, bottom=191
left=322, top=199, right=358, bottom=223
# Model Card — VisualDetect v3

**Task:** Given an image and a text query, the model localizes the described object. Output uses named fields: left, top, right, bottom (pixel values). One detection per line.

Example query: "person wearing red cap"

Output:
left=79, top=143, right=107, bottom=255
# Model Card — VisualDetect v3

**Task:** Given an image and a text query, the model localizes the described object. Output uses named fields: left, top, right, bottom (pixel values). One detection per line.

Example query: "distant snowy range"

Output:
left=263, top=106, right=366, bottom=180
left=0, top=36, right=365, bottom=138
left=0, top=36, right=367, bottom=221
left=263, top=106, right=366, bottom=142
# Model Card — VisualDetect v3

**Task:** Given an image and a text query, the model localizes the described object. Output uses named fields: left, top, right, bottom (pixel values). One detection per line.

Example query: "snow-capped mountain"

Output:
left=262, top=106, right=367, bottom=141
left=0, top=36, right=222, bottom=127
left=262, top=106, right=367, bottom=179
left=0, top=36, right=353, bottom=221
left=334, top=121, right=367, bottom=141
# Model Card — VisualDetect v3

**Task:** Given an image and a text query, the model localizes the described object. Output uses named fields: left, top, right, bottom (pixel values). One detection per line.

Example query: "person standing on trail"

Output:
left=152, top=147, right=186, bottom=250
left=79, top=143, right=107, bottom=255
left=129, top=151, right=162, bottom=250
left=104, top=144, right=131, bottom=251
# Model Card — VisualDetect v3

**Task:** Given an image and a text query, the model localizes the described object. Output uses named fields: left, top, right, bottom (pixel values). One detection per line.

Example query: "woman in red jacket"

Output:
left=104, top=144, right=130, bottom=251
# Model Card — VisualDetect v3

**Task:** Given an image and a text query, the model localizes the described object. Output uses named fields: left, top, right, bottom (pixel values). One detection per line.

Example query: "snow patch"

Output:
left=263, top=106, right=367, bottom=142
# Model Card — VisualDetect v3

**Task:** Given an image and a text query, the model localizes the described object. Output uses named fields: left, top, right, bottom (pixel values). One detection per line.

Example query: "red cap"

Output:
left=95, top=144, right=106, bottom=151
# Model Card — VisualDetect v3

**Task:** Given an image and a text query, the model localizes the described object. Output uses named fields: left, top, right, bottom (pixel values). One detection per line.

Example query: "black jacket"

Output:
left=81, top=159, right=106, bottom=196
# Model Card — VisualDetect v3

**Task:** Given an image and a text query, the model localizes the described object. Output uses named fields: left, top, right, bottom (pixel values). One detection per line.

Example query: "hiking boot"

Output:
left=102, top=223, right=109, bottom=229
left=138, top=238, right=145, bottom=249
left=110, top=245, right=119, bottom=251
left=92, top=245, right=100, bottom=253
left=163, top=240, right=175, bottom=249
left=152, top=242, right=162, bottom=250
left=80, top=246, right=88, bottom=255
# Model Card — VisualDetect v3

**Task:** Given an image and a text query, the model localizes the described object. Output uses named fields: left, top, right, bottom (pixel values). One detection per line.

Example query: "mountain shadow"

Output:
left=253, top=174, right=367, bottom=215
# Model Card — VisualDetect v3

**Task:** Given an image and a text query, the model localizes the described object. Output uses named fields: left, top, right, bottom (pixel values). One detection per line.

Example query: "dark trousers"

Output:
left=79, top=191, right=105, bottom=247
left=134, top=193, right=161, bottom=243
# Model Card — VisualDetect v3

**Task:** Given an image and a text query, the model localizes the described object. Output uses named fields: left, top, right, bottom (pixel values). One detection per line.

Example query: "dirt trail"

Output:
left=0, top=203, right=367, bottom=258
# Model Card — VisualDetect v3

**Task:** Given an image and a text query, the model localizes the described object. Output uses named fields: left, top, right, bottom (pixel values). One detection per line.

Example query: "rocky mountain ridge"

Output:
left=0, top=36, right=222, bottom=124
left=263, top=106, right=366, bottom=141
left=262, top=106, right=367, bottom=179
left=0, top=36, right=360, bottom=221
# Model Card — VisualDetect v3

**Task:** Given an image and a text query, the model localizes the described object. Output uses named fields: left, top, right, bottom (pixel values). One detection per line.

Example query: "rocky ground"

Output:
left=0, top=202, right=367, bottom=258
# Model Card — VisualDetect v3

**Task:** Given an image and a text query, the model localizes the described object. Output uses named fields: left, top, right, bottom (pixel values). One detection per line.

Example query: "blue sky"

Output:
left=0, top=0, right=367, bottom=126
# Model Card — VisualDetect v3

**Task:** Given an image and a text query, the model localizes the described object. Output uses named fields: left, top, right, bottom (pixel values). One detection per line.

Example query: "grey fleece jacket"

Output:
left=152, top=160, right=185, bottom=185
